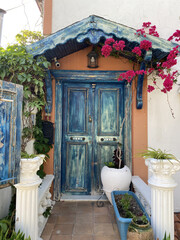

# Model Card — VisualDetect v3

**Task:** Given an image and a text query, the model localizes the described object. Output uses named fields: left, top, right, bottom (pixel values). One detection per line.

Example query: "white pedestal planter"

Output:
left=101, top=165, right=132, bottom=204
left=15, top=155, right=45, bottom=240
left=145, top=158, right=180, bottom=240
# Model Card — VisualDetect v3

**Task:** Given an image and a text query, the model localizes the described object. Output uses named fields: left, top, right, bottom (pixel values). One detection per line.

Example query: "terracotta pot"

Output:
left=101, top=165, right=131, bottom=204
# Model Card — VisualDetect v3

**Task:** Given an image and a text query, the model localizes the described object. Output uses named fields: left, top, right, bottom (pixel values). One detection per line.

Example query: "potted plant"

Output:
left=101, top=145, right=132, bottom=204
left=141, top=147, right=180, bottom=185
left=111, top=190, right=153, bottom=240
left=141, top=147, right=180, bottom=240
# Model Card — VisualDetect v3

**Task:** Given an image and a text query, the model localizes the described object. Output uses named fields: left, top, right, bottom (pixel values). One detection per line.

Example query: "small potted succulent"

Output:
left=101, top=144, right=132, bottom=204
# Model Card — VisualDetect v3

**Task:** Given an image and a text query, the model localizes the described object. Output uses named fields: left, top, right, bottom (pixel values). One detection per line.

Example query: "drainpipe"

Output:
left=0, top=9, right=6, bottom=47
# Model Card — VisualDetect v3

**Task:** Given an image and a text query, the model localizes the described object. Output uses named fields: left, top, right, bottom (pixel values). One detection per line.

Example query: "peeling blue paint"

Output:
left=0, top=80, right=23, bottom=186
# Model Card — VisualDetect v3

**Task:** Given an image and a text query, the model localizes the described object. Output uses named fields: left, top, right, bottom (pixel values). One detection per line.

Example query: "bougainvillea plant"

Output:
left=101, top=22, right=180, bottom=94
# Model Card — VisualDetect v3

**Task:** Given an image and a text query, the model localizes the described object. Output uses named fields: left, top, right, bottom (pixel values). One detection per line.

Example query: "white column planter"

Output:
left=15, top=155, right=45, bottom=240
left=101, top=165, right=132, bottom=204
left=145, top=158, right=180, bottom=240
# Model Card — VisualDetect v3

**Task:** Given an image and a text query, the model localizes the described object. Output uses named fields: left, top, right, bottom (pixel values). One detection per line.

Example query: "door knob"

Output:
left=88, top=115, right=92, bottom=122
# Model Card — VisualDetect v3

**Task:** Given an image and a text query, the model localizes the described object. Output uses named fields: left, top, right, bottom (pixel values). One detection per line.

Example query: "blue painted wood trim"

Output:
left=136, top=62, right=146, bottom=109
left=27, top=15, right=179, bottom=58
left=54, top=81, right=62, bottom=200
left=50, top=70, right=126, bottom=83
left=44, top=70, right=52, bottom=114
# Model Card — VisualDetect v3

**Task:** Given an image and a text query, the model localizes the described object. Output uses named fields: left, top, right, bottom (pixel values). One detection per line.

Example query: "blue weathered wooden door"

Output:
left=0, top=80, right=23, bottom=186
left=62, top=82, right=124, bottom=194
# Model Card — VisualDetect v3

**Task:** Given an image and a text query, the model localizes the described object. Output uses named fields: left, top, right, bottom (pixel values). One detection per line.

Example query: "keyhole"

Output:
left=89, top=115, right=92, bottom=122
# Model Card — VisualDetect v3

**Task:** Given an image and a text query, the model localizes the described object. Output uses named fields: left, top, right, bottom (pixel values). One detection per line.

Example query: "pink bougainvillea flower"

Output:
left=113, top=40, right=125, bottom=51
left=149, top=25, right=159, bottom=37
left=101, top=44, right=112, bottom=57
left=118, top=73, right=125, bottom=81
left=132, top=46, right=142, bottom=56
left=168, top=30, right=180, bottom=42
left=136, top=28, right=146, bottom=37
left=161, top=88, right=167, bottom=93
left=163, top=74, right=174, bottom=92
left=136, top=70, right=147, bottom=75
left=105, top=38, right=115, bottom=45
left=148, top=68, right=154, bottom=73
left=162, top=46, right=179, bottom=69
left=147, top=85, right=155, bottom=92
left=142, top=22, right=151, bottom=28
left=125, top=70, right=136, bottom=82
left=140, top=40, right=152, bottom=51
left=118, top=70, right=136, bottom=83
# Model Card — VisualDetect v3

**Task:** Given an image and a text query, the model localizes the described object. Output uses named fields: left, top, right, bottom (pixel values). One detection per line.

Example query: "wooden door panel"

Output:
left=68, top=88, right=88, bottom=134
left=98, top=89, right=119, bottom=135
left=62, top=84, right=92, bottom=194
left=94, top=84, right=124, bottom=192
left=66, top=142, right=88, bottom=192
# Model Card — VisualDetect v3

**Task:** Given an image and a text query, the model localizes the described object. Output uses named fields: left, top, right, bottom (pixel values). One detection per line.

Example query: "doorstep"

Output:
left=60, top=194, right=108, bottom=201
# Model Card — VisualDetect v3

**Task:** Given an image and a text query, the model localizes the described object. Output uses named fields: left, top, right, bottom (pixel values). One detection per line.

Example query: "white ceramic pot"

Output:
left=101, top=165, right=132, bottom=204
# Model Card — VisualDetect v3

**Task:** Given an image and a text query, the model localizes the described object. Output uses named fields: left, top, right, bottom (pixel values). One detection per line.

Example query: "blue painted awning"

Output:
left=27, top=15, right=179, bottom=62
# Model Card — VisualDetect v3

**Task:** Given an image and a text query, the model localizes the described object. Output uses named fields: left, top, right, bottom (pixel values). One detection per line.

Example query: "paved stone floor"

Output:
left=41, top=201, right=120, bottom=240
left=41, top=201, right=180, bottom=240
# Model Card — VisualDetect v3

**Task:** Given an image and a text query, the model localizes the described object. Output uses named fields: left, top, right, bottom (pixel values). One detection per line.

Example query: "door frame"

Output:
left=51, top=70, right=132, bottom=200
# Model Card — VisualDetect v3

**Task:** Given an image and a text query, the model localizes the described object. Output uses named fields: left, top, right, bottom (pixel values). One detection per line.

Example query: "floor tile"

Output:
left=77, top=201, right=94, bottom=207
left=72, top=235, right=93, bottom=240
left=57, top=214, right=76, bottom=224
left=41, top=235, right=51, bottom=240
left=93, top=223, right=115, bottom=235
left=47, top=215, right=58, bottom=224
left=94, top=206, right=109, bottom=215
left=76, top=213, right=93, bottom=223
left=73, top=223, right=93, bottom=235
left=94, top=214, right=111, bottom=223
left=41, top=223, right=55, bottom=236
left=52, top=224, right=74, bottom=235
left=50, top=235, right=72, bottom=240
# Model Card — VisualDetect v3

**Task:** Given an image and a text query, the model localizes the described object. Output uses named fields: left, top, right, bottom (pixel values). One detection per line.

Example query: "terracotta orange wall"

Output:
left=132, top=78, right=148, bottom=182
left=45, top=46, right=148, bottom=182
left=43, top=0, right=52, bottom=35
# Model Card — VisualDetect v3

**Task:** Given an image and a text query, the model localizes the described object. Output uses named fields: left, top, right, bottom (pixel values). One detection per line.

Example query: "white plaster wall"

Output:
left=51, top=0, right=180, bottom=210
left=52, top=0, right=180, bottom=39
left=148, top=63, right=180, bottom=212
left=0, top=187, right=12, bottom=219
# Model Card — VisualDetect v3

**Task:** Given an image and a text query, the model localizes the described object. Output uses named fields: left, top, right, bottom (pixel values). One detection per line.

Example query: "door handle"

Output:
left=100, top=138, right=117, bottom=141
left=70, top=137, right=85, bottom=141
left=88, top=115, right=92, bottom=122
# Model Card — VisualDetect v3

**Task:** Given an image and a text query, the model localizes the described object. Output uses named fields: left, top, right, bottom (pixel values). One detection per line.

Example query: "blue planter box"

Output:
left=111, top=190, right=151, bottom=240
